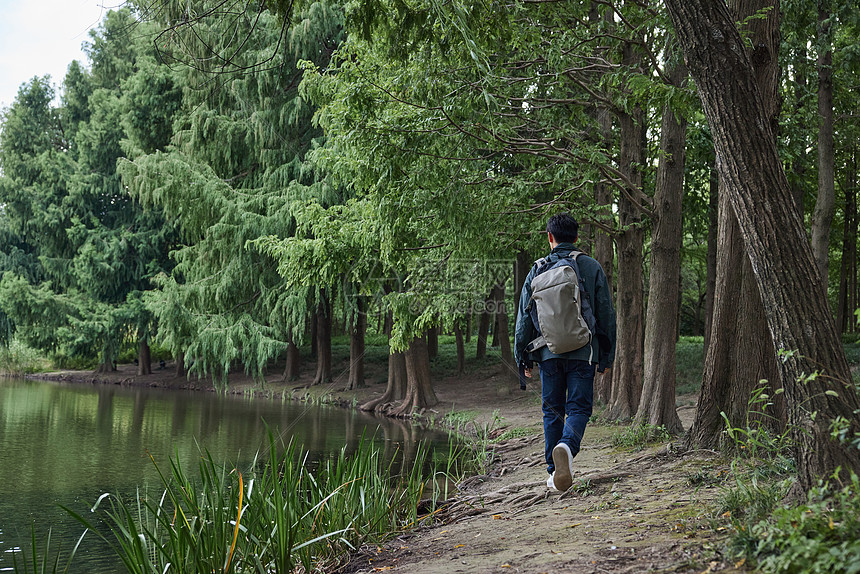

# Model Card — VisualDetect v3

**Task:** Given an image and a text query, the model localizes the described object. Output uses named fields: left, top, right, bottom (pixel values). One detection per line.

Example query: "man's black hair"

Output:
left=546, top=213, right=579, bottom=243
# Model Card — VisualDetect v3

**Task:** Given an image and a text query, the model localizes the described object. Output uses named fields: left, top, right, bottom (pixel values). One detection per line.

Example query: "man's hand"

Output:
left=524, top=367, right=533, bottom=378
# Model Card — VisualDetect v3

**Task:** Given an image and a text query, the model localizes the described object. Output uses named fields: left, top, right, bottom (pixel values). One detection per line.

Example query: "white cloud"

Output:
left=0, top=0, right=110, bottom=110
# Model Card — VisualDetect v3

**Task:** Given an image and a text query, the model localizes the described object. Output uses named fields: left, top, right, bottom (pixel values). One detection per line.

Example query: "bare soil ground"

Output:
left=30, top=357, right=747, bottom=574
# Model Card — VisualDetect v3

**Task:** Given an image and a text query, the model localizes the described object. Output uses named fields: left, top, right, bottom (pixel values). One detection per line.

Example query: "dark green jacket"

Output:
left=514, top=243, right=616, bottom=371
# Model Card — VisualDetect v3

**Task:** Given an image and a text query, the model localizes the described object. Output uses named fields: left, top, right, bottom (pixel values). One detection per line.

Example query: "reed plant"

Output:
left=50, top=431, right=448, bottom=574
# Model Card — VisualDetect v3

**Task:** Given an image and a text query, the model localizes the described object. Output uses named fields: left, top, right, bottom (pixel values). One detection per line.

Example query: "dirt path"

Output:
left=29, top=360, right=746, bottom=573
left=339, top=431, right=742, bottom=573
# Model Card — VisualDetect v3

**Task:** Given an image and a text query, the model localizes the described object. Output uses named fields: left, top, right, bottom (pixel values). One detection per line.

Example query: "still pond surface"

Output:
left=0, top=377, right=451, bottom=572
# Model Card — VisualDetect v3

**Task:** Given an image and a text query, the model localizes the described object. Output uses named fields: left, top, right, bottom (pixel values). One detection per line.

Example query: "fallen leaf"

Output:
left=493, top=514, right=503, bottom=519
left=501, top=565, right=512, bottom=568
left=567, top=523, right=581, bottom=528
left=453, top=544, right=465, bottom=549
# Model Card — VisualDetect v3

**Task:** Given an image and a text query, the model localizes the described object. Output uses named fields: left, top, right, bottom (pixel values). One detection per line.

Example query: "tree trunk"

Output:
left=810, top=2, right=835, bottom=286
left=636, top=52, right=687, bottom=434
left=837, top=152, right=857, bottom=333
left=347, top=298, right=366, bottom=390
left=493, top=282, right=514, bottom=377
left=789, top=45, right=810, bottom=213
left=312, top=292, right=332, bottom=386
left=689, top=0, right=784, bottom=449
left=283, top=340, right=301, bottom=381
left=392, top=335, right=438, bottom=417
left=514, top=251, right=532, bottom=320
left=476, top=292, right=491, bottom=359
left=360, top=349, right=406, bottom=412
left=607, top=63, right=645, bottom=420
left=454, top=319, right=466, bottom=375
left=465, top=312, right=472, bottom=343
left=593, top=56, right=615, bottom=406
left=687, top=190, right=745, bottom=449
left=175, top=354, right=186, bottom=377
left=427, top=323, right=439, bottom=359
left=665, top=0, right=860, bottom=490
left=137, top=338, right=152, bottom=376
left=703, top=165, right=718, bottom=354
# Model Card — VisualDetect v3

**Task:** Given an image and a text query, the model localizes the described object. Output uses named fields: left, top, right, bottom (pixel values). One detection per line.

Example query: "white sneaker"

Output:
left=546, top=473, right=558, bottom=491
left=551, top=443, right=574, bottom=492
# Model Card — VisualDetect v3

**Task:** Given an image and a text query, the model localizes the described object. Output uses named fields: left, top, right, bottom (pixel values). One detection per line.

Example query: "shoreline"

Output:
left=12, top=362, right=747, bottom=573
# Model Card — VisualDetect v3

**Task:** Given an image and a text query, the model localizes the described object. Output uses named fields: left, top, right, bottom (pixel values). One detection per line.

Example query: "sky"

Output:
left=0, top=0, right=112, bottom=110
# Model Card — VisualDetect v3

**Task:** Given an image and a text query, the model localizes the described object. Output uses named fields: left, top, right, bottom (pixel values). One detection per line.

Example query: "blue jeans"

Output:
left=540, top=358, right=595, bottom=474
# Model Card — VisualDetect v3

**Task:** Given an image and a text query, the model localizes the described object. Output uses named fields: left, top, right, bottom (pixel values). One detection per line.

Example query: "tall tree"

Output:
left=636, top=46, right=687, bottom=433
left=810, top=0, right=836, bottom=285
left=664, top=0, right=860, bottom=490
left=687, top=0, right=784, bottom=449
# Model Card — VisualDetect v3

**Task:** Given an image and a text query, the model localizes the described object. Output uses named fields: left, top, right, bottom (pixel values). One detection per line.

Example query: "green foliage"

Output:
left=717, top=385, right=799, bottom=562
left=730, top=474, right=860, bottom=574
left=610, top=423, right=672, bottom=451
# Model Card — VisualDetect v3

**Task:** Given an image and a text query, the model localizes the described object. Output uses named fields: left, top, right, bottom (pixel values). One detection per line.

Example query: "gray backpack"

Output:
left=526, top=251, right=596, bottom=358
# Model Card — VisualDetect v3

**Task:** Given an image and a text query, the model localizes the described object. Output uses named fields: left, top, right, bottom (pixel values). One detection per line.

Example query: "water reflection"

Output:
left=0, top=378, right=450, bottom=572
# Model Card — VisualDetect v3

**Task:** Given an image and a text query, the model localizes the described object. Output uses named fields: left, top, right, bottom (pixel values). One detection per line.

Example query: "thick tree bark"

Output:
left=137, top=338, right=152, bottom=376
left=360, top=349, right=407, bottom=412
left=392, top=335, right=438, bottom=417
left=688, top=0, right=784, bottom=450
left=665, top=0, right=860, bottom=490
left=688, top=192, right=784, bottom=448
left=312, top=292, right=332, bottom=386
left=810, top=2, right=835, bottom=286
left=607, top=69, right=645, bottom=420
left=175, top=354, right=186, bottom=377
left=283, top=340, right=301, bottom=381
left=347, top=298, right=366, bottom=390
left=636, top=53, right=687, bottom=434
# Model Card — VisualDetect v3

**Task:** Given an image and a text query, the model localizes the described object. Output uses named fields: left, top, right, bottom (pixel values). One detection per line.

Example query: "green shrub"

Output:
left=731, top=474, right=860, bottom=574
left=0, top=339, right=50, bottom=375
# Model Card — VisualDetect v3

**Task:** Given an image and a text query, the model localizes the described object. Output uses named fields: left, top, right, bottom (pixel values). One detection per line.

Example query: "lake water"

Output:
left=0, top=378, right=451, bottom=572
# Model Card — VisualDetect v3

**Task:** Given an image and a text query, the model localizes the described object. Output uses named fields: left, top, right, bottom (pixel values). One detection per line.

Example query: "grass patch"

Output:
left=18, top=432, right=479, bottom=574
left=610, top=423, right=672, bottom=451
left=728, top=474, right=860, bottom=573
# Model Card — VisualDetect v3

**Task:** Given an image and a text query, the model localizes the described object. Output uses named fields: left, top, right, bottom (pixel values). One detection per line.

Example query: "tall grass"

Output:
left=0, top=339, right=50, bottom=376
left=26, top=432, right=466, bottom=574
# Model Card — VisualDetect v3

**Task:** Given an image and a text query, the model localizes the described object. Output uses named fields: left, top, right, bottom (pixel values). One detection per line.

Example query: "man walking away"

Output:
left=514, top=213, right=616, bottom=492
